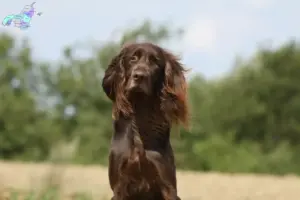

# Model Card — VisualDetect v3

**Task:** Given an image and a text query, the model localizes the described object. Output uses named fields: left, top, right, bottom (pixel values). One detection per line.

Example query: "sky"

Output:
left=0, top=0, right=299, bottom=78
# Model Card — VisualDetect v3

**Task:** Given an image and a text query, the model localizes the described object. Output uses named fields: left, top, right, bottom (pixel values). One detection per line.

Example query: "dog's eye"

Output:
left=149, top=55, right=159, bottom=63
left=130, top=56, right=138, bottom=62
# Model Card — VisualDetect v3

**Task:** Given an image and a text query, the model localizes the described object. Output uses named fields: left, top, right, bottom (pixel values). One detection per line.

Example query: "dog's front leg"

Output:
left=110, top=195, right=122, bottom=200
left=161, top=187, right=181, bottom=200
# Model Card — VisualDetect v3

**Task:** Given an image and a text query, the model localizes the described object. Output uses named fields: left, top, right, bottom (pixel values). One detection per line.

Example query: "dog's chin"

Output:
left=127, top=87, right=148, bottom=96
left=126, top=84, right=150, bottom=97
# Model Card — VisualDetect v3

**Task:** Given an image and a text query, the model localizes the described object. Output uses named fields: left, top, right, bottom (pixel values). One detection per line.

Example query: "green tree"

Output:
left=0, top=33, right=61, bottom=160
left=188, top=41, right=300, bottom=174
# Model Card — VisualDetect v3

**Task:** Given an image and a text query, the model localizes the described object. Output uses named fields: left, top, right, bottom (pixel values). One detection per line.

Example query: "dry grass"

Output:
left=0, top=161, right=300, bottom=200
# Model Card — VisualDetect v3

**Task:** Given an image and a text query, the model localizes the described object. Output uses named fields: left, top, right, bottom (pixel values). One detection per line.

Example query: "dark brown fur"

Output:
left=102, top=42, right=189, bottom=200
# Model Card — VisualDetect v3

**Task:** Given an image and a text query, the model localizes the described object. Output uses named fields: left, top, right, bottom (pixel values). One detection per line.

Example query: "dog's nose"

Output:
left=133, top=71, right=145, bottom=81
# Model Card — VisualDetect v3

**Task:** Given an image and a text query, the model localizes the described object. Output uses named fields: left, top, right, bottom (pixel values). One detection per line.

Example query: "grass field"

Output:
left=0, top=161, right=300, bottom=200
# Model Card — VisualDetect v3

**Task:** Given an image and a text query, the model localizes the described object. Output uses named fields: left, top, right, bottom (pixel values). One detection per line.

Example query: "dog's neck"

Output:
left=130, top=94, right=169, bottom=134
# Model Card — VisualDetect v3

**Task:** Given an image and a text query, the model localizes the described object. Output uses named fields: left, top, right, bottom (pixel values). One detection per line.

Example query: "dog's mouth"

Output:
left=126, top=79, right=151, bottom=96
left=127, top=86, right=144, bottom=96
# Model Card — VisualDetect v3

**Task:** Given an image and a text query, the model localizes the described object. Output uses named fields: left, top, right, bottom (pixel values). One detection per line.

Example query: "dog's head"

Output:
left=102, top=42, right=188, bottom=127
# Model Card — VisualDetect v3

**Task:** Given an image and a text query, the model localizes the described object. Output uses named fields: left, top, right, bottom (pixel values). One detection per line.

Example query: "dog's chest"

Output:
left=134, top=115, right=170, bottom=149
left=113, top=116, right=170, bottom=147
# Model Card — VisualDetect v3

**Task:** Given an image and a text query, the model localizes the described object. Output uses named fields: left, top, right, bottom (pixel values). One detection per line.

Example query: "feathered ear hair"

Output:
left=102, top=49, right=133, bottom=119
left=160, top=50, right=189, bottom=128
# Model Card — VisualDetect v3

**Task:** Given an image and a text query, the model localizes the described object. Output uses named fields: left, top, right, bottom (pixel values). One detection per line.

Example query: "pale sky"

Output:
left=0, top=0, right=299, bottom=78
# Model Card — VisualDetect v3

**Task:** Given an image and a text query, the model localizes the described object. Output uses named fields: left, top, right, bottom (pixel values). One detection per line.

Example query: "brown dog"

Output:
left=102, top=42, right=188, bottom=200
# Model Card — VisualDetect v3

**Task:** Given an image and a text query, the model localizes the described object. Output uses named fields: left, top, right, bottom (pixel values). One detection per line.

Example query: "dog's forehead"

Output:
left=123, top=43, right=162, bottom=56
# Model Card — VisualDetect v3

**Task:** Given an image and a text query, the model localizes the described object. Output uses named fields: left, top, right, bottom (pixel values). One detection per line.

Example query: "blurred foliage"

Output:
left=1, top=20, right=300, bottom=175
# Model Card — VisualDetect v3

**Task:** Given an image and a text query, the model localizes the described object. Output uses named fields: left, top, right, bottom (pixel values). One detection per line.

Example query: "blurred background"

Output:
left=1, top=0, right=300, bottom=199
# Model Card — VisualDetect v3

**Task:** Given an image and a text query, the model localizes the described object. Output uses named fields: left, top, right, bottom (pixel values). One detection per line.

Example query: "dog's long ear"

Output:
left=102, top=49, right=132, bottom=119
left=161, top=50, right=189, bottom=128
left=102, top=53, right=123, bottom=101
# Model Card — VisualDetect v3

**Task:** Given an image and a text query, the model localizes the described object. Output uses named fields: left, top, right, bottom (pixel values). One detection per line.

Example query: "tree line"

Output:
left=1, top=21, right=300, bottom=175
